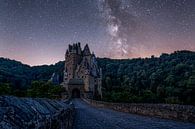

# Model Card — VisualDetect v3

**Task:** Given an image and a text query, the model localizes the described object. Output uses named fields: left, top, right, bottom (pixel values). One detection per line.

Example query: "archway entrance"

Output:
left=71, top=88, right=80, bottom=98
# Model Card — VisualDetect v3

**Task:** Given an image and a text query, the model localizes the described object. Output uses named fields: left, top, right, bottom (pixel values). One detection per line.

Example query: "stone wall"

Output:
left=84, top=99, right=195, bottom=123
left=0, top=96, right=75, bottom=129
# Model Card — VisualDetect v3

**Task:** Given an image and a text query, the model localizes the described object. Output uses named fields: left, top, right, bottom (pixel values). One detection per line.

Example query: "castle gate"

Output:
left=72, top=88, right=80, bottom=98
left=68, top=79, right=84, bottom=98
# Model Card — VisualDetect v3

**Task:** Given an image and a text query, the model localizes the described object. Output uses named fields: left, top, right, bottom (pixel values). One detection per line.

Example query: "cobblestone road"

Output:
left=72, top=99, right=195, bottom=129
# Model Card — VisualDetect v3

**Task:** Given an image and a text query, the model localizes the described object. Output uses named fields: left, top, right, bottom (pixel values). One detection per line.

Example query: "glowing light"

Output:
left=108, top=24, right=118, bottom=37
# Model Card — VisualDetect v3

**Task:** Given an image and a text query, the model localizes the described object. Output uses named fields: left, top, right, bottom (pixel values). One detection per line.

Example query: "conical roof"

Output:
left=83, top=44, right=91, bottom=56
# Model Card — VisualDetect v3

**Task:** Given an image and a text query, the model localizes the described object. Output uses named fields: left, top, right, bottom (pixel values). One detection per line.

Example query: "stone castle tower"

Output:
left=63, top=43, right=102, bottom=99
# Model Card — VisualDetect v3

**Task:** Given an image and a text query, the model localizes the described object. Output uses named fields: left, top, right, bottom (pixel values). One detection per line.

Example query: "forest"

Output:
left=0, top=58, right=64, bottom=98
left=0, top=50, right=194, bottom=104
left=99, top=50, right=195, bottom=105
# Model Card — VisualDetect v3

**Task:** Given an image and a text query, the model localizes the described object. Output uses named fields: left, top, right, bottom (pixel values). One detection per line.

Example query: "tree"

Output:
left=105, top=76, right=112, bottom=90
left=187, top=71, right=195, bottom=88
left=142, top=90, right=156, bottom=103
left=27, top=81, right=63, bottom=99
left=0, top=83, right=12, bottom=95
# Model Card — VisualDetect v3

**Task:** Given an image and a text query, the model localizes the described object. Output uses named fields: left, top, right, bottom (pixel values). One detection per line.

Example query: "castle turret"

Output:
left=65, top=43, right=82, bottom=80
left=83, top=44, right=91, bottom=56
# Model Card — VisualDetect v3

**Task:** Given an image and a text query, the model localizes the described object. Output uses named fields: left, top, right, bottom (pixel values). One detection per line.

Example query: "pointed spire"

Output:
left=77, top=42, right=82, bottom=54
left=66, top=49, right=69, bottom=55
left=83, top=44, right=91, bottom=56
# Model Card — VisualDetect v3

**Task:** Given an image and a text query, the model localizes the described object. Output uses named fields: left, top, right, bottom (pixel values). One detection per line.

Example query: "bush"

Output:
left=27, top=81, right=64, bottom=99
left=0, top=83, right=12, bottom=95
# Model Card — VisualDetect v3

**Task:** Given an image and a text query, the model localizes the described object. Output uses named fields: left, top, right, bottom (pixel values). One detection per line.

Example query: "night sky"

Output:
left=0, top=0, right=195, bottom=66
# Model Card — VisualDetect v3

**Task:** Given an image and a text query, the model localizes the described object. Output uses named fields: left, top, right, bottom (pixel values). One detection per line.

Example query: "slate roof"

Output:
left=83, top=44, right=91, bottom=56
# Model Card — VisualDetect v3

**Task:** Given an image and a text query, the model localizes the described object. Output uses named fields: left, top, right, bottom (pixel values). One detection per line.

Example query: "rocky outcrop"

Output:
left=84, top=99, right=195, bottom=123
left=0, top=96, right=75, bottom=129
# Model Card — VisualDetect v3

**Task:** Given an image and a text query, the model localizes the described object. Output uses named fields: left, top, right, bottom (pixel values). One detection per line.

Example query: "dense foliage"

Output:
left=27, top=81, right=65, bottom=99
left=98, top=50, right=195, bottom=105
left=0, top=58, right=64, bottom=98
left=0, top=81, right=64, bottom=99
left=0, top=50, right=195, bottom=104
left=0, top=58, right=64, bottom=88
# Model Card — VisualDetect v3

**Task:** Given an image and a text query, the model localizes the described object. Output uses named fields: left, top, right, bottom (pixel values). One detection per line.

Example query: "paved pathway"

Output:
left=72, top=99, right=195, bottom=129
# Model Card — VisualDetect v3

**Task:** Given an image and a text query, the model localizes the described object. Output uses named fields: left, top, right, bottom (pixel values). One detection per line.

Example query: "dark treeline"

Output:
left=98, top=50, right=195, bottom=105
left=0, top=58, right=64, bottom=97
left=0, top=50, right=195, bottom=104
left=0, top=58, right=64, bottom=87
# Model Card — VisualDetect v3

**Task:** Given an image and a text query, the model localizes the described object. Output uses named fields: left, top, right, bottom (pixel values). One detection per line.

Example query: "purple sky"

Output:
left=0, top=0, right=195, bottom=66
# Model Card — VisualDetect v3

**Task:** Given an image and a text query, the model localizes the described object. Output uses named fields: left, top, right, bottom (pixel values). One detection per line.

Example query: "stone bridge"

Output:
left=72, top=99, right=195, bottom=129
left=0, top=96, right=195, bottom=129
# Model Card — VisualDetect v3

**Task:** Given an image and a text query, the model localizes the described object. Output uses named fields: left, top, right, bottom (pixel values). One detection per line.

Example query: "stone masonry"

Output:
left=0, top=96, right=75, bottom=129
left=63, top=43, right=102, bottom=99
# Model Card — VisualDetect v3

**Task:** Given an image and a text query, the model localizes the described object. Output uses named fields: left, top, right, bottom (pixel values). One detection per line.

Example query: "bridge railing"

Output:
left=0, top=96, right=75, bottom=129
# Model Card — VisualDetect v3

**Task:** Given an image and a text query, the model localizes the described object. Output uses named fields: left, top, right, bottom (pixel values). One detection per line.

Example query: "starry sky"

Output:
left=0, top=0, right=195, bottom=66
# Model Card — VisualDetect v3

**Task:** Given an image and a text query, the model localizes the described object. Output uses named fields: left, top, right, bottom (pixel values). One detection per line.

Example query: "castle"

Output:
left=63, top=43, right=102, bottom=99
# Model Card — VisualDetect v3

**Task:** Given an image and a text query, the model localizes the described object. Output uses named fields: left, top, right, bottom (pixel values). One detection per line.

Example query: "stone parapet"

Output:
left=0, top=96, right=75, bottom=129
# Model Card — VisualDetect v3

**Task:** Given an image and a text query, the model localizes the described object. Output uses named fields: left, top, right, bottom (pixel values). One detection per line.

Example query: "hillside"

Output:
left=98, top=50, right=195, bottom=104
left=0, top=50, right=195, bottom=104
left=0, top=58, right=64, bottom=89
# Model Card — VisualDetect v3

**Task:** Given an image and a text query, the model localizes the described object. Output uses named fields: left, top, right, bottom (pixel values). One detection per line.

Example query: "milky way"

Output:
left=0, top=0, right=195, bottom=65
left=98, top=0, right=140, bottom=58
